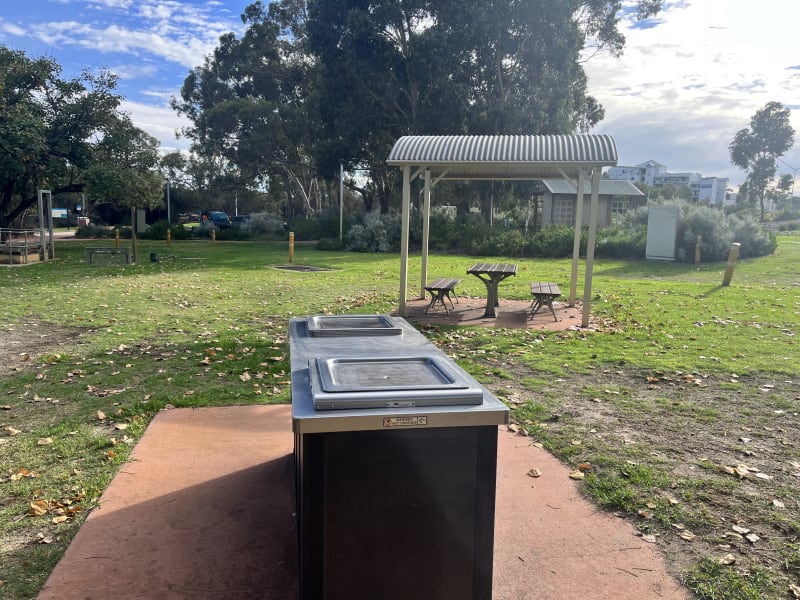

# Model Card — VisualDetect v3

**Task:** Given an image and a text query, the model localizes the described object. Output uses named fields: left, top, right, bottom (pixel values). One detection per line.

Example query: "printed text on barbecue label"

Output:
left=383, top=416, right=428, bottom=427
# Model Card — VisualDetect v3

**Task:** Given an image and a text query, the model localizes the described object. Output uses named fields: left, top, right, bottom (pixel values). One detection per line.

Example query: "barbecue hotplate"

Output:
left=306, top=315, right=402, bottom=337
left=310, top=355, right=484, bottom=410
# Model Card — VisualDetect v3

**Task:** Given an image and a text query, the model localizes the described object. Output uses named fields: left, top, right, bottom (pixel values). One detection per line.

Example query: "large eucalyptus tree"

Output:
left=729, top=101, right=795, bottom=221
left=175, top=1, right=662, bottom=216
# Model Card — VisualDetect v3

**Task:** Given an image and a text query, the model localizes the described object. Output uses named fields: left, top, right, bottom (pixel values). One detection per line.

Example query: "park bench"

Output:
left=424, top=277, right=461, bottom=314
left=85, top=246, right=133, bottom=265
left=149, top=252, right=176, bottom=263
left=529, top=282, right=561, bottom=321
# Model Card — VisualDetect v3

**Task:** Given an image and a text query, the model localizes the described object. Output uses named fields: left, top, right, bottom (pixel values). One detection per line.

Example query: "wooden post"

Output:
left=130, top=206, right=137, bottom=264
left=115, top=228, right=120, bottom=247
left=289, top=231, right=295, bottom=264
left=694, top=235, right=702, bottom=263
left=721, top=243, right=741, bottom=286
left=167, top=229, right=172, bottom=246
left=211, top=228, right=216, bottom=244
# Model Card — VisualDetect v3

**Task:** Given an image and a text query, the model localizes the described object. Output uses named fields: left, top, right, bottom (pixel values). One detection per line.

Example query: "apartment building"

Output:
left=607, top=160, right=728, bottom=205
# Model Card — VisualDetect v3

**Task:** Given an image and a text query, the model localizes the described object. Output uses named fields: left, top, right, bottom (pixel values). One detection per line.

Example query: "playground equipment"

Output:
left=0, top=190, right=55, bottom=265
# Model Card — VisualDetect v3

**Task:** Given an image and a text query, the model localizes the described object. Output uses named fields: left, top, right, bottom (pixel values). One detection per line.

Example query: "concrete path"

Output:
left=38, top=405, right=688, bottom=600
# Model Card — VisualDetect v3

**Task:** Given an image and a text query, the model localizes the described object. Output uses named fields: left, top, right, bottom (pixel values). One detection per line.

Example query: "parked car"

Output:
left=200, top=211, right=231, bottom=228
left=231, top=214, right=251, bottom=227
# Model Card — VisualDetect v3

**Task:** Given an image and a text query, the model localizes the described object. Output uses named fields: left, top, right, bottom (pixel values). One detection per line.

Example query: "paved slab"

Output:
left=38, top=405, right=688, bottom=600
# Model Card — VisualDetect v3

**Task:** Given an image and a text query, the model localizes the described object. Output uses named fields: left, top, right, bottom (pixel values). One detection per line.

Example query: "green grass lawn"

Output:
left=1, top=236, right=798, bottom=599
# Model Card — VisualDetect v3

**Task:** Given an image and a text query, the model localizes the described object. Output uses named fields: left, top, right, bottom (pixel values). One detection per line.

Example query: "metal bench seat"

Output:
left=424, top=278, right=461, bottom=314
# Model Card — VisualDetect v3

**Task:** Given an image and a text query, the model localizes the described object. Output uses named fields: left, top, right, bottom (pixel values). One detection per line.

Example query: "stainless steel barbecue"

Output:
left=290, top=315, right=508, bottom=599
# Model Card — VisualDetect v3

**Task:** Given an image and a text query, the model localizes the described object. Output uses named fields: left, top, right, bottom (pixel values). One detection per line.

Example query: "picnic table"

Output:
left=467, top=263, right=517, bottom=318
left=529, top=282, right=561, bottom=321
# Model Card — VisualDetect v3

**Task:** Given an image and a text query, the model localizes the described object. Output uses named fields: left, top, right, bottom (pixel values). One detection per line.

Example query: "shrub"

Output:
left=679, top=204, right=735, bottom=262
left=246, top=213, right=287, bottom=237
left=528, top=225, right=578, bottom=258
left=728, top=213, right=777, bottom=258
left=596, top=225, right=646, bottom=259
left=346, top=212, right=392, bottom=252
left=140, top=220, right=190, bottom=241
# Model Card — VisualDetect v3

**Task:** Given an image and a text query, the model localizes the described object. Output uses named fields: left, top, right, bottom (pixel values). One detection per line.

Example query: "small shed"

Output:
left=540, top=179, right=645, bottom=227
left=386, top=134, right=619, bottom=327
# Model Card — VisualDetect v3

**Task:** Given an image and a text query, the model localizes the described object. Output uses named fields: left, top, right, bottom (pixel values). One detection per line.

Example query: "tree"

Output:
left=0, top=46, right=163, bottom=228
left=172, top=0, right=324, bottom=221
left=176, top=1, right=662, bottom=217
left=307, top=0, right=662, bottom=212
left=729, top=101, right=795, bottom=221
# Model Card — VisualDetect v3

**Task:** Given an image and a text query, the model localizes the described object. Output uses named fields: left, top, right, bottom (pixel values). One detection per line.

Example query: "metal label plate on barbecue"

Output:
left=383, top=416, right=428, bottom=427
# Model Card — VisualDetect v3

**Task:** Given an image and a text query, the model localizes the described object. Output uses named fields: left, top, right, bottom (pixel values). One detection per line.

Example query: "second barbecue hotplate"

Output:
left=306, top=314, right=402, bottom=336
left=310, top=355, right=484, bottom=410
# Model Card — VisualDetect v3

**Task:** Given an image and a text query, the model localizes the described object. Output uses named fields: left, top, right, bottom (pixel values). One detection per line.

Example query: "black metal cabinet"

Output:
left=295, top=426, right=498, bottom=600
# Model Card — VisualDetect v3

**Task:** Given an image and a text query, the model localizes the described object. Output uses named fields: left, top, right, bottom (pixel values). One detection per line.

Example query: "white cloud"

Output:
left=120, top=98, right=191, bottom=153
left=0, top=20, right=27, bottom=37
left=586, top=0, right=800, bottom=183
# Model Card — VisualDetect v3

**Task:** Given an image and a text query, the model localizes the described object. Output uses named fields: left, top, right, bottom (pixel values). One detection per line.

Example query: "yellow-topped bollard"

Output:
left=167, top=229, right=172, bottom=246
left=289, top=231, right=295, bottom=264
left=211, top=228, right=216, bottom=244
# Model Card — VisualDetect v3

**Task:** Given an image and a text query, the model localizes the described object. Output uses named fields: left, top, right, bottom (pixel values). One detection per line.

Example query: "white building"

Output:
left=607, top=160, right=667, bottom=185
left=607, top=160, right=728, bottom=205
left=696, top=177, right=729, bottom=205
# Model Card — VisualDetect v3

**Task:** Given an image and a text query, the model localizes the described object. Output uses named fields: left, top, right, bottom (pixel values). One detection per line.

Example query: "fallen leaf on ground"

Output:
left=568, top=471, right=584, bottom=480
left=718, top=553, right=736, bottom=565
left=680, top=530, right=696, bottom=541
left=789, top=583, right=800, bottom=598
left=3, top=426, right=21, bottom=436
left=772, top=499, right=785, bottom=508
left=732, top=524, right=750, bottom=534
left=28, top=500, right=48, bottom=517
left=745, top=533, right=760, bottom=544
left=96, top=410, right=106, bottom=421
left=37, top=437, right=53, bottom=445
left=527, top=468, right=542, bottom=478
left=641, top=534, right=657, bottom=543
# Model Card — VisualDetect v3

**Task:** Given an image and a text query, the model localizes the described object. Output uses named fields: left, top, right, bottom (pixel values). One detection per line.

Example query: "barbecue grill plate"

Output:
left=310, top=356, right=485, bottom=410
left=306, top=314, right=402, bottom=336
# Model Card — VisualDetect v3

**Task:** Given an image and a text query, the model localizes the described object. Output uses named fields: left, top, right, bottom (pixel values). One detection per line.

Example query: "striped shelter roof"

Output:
left=387, top=134, right=617, bottom=179
left=541, top=179, right=644, bottom=196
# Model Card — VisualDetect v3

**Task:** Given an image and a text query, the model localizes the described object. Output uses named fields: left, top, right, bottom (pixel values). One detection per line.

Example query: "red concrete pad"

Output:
left=493, top=428, right=688, bottom=599
left=37, top=405, right=298, bottom=600
left=38, top=406, right=688, bottom=600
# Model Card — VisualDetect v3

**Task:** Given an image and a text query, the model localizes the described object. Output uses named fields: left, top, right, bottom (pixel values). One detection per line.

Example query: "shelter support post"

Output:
left=399, top=166, right=411, bottom=316
left=581, top=168, right=601, bottom=328
left=419, top=169, right=431, bottom=298
left=569, top=169, right=586, bottom=307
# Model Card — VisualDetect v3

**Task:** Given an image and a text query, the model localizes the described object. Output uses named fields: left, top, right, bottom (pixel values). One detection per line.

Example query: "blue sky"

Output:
left=2, top=0, right=799, bottom=188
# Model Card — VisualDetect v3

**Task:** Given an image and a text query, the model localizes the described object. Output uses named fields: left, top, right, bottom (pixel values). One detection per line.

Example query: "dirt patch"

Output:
left=273, top=265, right=333, bottom=272
left=0, top=321, right=84, bottom=376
